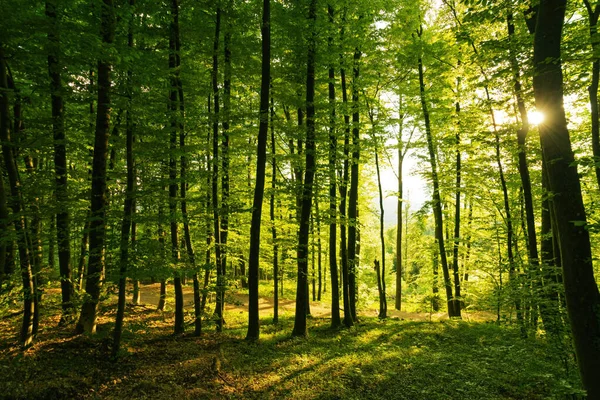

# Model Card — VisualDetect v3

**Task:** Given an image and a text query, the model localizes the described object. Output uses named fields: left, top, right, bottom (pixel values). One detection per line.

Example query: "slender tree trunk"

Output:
left=374, top=146, right=387, bottom=319
left=76, top=0, right=115, bottom=334
left=339, top=62, right=352, bottom=328
left=316, top=197, right=322, bottom=301
left=202, top=94, right=213, bottom=311
left=534, top=3, right=600, bottom=394
left=347, top=48, right=361, bottom=323
left=487, top=88, right=522, bottom=330
left=292, top=0, right=317, bottom=338
left=327, top=4, right=341, bottom=328
left=0, top=46, right=35, bottom=347
left=246, top=0, right=270, bottom=341
left=220, top=1, right=232, bottom=326
left=432, top=244, right=440, bottom=312
left=113, top=1, right=136, bottom=357
left=0, top=168, right=8, bottom=282
left=416, top=32, right=455, bottom=317
left=212, top=8, right=225, bottom=332
left=270, top=86, right=279, bottom=324
left=46, top=0, right=74, bottom=322
left=168, top=0, right=184, bottom=335
left=157, top=202, right=167, bottom=311
left=396, top=143, right=403, bottom=311
left=451, top=101, right=462, bottom=317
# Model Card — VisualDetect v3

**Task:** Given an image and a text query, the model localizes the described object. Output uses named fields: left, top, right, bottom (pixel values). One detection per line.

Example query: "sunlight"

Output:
left=528, top=110, right=545, bottom=126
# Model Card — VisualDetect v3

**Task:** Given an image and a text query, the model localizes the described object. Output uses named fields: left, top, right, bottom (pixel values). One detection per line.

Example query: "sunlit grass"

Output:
left=0, top=284, right=583, bottom=399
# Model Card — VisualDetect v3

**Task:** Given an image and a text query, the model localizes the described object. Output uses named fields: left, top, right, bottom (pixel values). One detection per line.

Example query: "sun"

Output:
left=528, top=110, right=545, bottom=126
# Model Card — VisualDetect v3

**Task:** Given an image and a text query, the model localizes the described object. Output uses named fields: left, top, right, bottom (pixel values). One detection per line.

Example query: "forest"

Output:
left=1, top=0, right=600, bottom=398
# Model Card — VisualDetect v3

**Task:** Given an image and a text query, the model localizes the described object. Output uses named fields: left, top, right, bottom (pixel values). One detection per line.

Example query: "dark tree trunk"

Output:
left=270, top=85, right=279, bottom=324
left=374, top=147, right=387, bottom=319
left=0, top=170, right=8, bottom=281
left=202, top=95, right=214, bottom=311
left=347, top=48, right=361, bottom=323
left=246, top=0, right=270, bottom=341
left=395, top=129, right=403, bottom=311
left=327, top=4, right=341, bottom=328
left=219, top=1, right=232, bottom=329
left=0, top=46, right=35, bottom=347
left=583, top=1, right=600, bottom=190
left=339, top=62, right=352, bottom=328
left=416, top=32, right=455, bottom=317
left=76, top=213, right=90, bottom=291
left=292, top=0, right=317, bottom=338
left=432, top=244, right=440, bottom=312
left=451, top=102, right=462, bottom=317
left=168, top=0, right=184, bottom=335
left=76, top=0, right=115, bottom=334
left=112, top=0, right=136, bottom=357
left=315, top=197, right=322, bottom=301
left=533, top=2, right=600, bottom=394
left=212, top=8, right=224, bottom=332
left=47, top=0, right=74, bottom=322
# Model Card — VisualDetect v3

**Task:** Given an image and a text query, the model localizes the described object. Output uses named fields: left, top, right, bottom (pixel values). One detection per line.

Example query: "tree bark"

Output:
left=292, top=0, right=317, bottom=338
left=46, top=0, right=74, bottom=322
left=339, top=62, right=352, bottom=328
left=168, top=0, right=184, bottom=335
left=416, top=30, right=455, bottom=317
left=76, top=0, right=115, bottom=334
left=451, top=101, right=462, bottom=317
left=327, top=4, right=341, bottom=328
left=246, top=0, right=270, bottom=341
left=0, top=46, right=35, bottom=347
left=533, top=2, right=600, bottom=394
left=212, top=7, right=224, bottom=332
left=347, top=47, right=361, bottom=323
left=270, top=85, right=279, bottom=324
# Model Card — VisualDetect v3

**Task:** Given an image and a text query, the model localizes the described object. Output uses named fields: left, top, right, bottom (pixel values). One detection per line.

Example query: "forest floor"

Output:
left=0, top=282, right=583, bottom=399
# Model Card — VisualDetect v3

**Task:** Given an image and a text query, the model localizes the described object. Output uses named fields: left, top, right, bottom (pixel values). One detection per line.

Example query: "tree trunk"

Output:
left=583, top=1, right=600, bottom=190
left=246, top=0, right=270, bottom=341
left=292, top=0, right=317, bottom=338
left=220, top=0, right=232, bottom=328
left=270, top=86, right=279, bottom=324
left=416, top=33, right=455, bottom=317
left=451, top=101, right=462, bottom=317
left=533, top=2, right=600, bottom=394
left=47, top=0, right=74, bottom=323
left=339, top=62, right=352, bottom=328
left=113, top=1, right=136, bottom=357
left=76, top=0, right=115, bottom=334
left=396, top=141, right=403, bottom=311
left=212, top=7, right=224, bottom=332
left=0, top=46, right=35, bottom=347
left=327, top=4, right=341, bottom=328
left=168, top=0, right=184, bottom=335
left=347, top=47, right=361, bottom=323
left=374, top=147, right=387, bottom=319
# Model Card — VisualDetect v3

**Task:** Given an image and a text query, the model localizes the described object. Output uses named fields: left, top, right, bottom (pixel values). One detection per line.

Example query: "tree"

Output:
left=46, top=0, right=74, bottom=322
left=292, top=0, right=317, bottom=338
left=0, top=45, right=35, bottom=347
left=247, top=0, right=270, bottom=342
left=416, top=25, right=457, bottom=318
left=533, top=0, right=600, bottom=395
left=76, top=0, right=116, bottom=334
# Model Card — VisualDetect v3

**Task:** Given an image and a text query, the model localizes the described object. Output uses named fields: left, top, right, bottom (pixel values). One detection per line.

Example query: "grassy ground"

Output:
left=0, top=282, right=583, bottom=399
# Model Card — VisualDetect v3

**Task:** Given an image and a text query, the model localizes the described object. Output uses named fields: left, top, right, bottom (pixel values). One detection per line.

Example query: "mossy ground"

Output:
left=0, top=283, right=583, bottom=399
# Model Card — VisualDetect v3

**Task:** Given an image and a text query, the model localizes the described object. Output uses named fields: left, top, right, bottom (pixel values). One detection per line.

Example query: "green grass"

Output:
left=0, top=286, right=583, bottom=399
